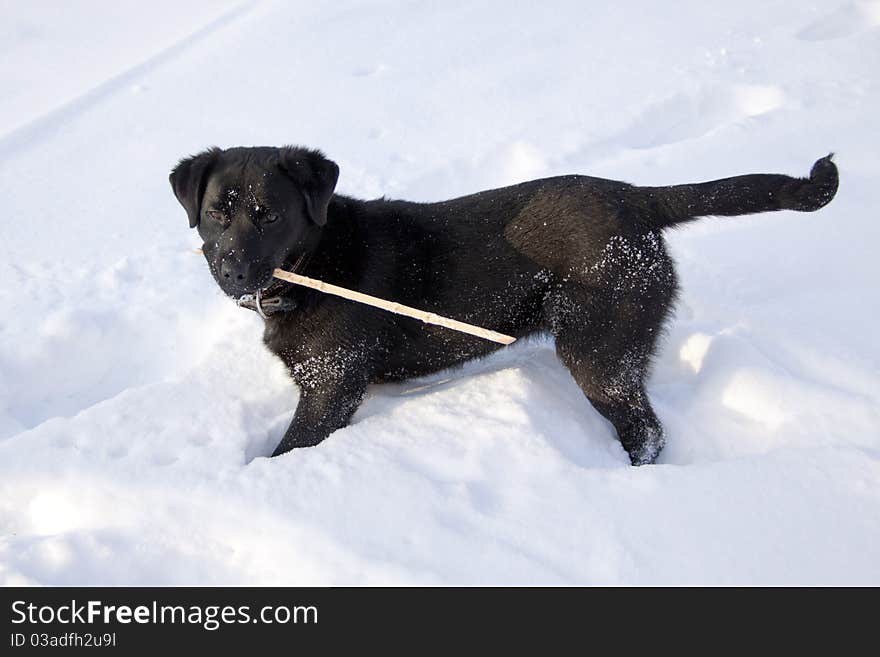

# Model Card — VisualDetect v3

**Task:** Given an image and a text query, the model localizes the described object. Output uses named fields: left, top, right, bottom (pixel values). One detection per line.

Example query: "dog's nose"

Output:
left=220, top=258, right=250, bottom=283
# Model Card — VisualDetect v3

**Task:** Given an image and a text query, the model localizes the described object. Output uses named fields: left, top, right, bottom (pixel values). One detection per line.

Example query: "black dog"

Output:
left=170, top=147, right=837, bottom=464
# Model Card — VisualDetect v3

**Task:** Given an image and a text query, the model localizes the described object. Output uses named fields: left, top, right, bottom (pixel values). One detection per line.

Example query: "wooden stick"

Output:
left=193, top=248, right=515, bottom=344
left=270, top=268, right=516, bottom=345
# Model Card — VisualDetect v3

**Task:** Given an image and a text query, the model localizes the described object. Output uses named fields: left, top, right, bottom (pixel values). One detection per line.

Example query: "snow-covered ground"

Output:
left=1, top=0, right=878, bottom=585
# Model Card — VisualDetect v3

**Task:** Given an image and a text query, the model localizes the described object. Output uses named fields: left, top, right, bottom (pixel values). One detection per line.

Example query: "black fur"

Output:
left=170, top=147, right=838, bottom=465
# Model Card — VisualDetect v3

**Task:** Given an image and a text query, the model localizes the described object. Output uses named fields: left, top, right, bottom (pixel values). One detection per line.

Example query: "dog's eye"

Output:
left=205, top=210, right=226, bottom=224
left=264, top=212, right=280, bottom=225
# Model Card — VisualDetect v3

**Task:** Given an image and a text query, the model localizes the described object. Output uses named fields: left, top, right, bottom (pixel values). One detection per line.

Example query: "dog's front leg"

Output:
left=271, top=374, right=368, bottom=457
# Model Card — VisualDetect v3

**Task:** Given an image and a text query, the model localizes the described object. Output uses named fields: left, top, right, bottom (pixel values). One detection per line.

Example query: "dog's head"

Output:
left=170, top=146, right=339, bottom=297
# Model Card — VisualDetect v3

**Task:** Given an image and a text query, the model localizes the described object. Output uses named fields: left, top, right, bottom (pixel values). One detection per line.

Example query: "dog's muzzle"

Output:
left=235, top=253, right=307, bottom=318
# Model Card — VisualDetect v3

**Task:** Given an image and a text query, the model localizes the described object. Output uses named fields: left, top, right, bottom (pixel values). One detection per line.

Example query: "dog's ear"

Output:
left=278, top=147, right=340, bottom=226
left=169, top=148, right=220, bottom=228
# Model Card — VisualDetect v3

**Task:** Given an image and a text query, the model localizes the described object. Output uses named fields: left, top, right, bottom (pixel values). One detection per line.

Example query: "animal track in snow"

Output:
left=797, top=1, right=880, bottom=41
left=613, top=84, right=785, bottom=151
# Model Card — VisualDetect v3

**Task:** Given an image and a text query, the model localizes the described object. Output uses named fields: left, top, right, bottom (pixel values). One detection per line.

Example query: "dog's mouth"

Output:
left=237, top=281, right=290, bottom=318
left=235, top=253, right=307, bottom=318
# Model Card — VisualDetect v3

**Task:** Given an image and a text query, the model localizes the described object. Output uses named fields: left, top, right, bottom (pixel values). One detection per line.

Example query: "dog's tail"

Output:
left=643, top=154, right=838, bottom=229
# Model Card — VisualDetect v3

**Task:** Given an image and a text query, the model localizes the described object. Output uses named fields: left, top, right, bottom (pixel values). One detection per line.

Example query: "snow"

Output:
left=1, top=0, right=879, bottom=585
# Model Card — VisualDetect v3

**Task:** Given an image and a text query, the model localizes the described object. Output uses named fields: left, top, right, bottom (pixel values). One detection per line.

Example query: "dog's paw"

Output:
left=626, top=426, right=666, bottom=466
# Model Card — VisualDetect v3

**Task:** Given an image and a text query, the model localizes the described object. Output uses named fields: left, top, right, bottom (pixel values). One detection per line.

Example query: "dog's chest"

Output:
left=261, top=304, right=381, bottom=387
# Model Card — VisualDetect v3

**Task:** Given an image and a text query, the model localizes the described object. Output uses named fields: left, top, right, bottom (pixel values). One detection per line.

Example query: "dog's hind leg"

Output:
left=570, top=362, right=665, bottom=466
left=554, top=325, right=666, bottom=465
left=545, top=269, right=675, bottom=465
